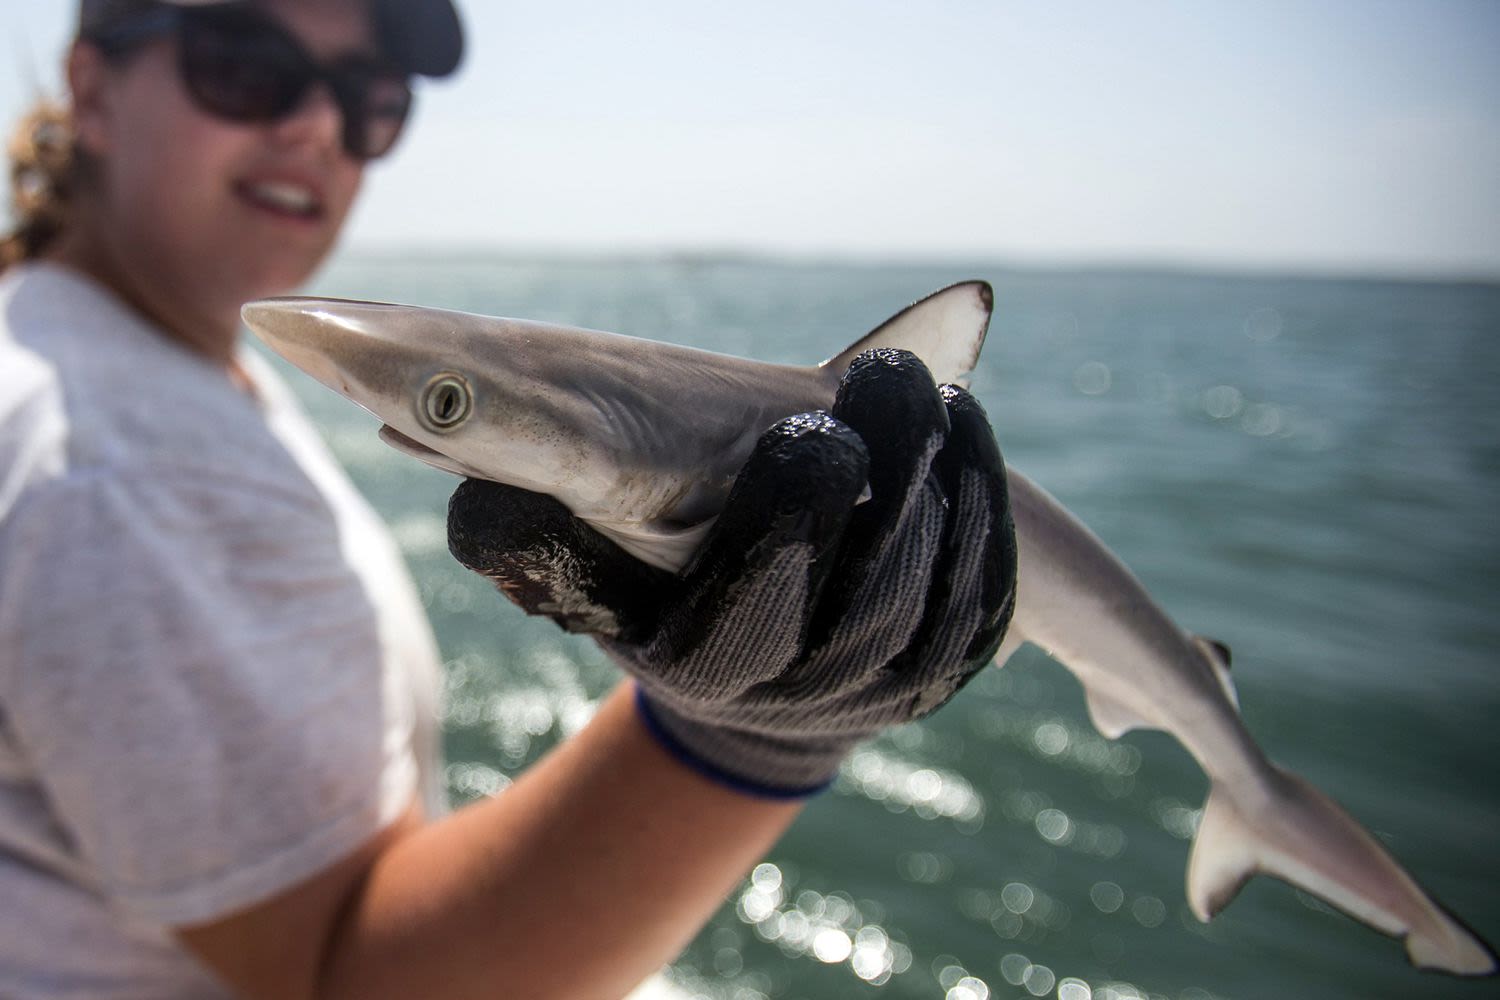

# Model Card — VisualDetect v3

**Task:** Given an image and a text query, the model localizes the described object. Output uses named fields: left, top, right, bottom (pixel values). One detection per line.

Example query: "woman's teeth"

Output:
left=244, top=181, right=320, bottom=218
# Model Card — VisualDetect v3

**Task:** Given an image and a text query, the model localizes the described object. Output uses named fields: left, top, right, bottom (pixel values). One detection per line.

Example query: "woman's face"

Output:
left=75, top=0, right=378, bottom=319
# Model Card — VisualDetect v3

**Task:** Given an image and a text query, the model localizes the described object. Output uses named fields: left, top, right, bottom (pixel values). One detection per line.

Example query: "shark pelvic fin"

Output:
left=819, top=280, right=992, bottom=390
left=1187, top=770, right=1498, bottom=977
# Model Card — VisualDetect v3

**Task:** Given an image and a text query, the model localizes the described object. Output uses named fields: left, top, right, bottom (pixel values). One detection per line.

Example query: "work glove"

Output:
left=448, top=349, right=1017, bottom=796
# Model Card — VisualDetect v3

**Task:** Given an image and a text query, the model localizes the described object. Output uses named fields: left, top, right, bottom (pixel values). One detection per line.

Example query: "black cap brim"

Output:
left=375, top=0, right=464, bottom=78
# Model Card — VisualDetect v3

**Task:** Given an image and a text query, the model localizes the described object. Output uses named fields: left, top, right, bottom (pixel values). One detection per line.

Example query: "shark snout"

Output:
left=242, top=297, right=332, bottom=348
left=242, top=296, right=399, bottom=395
left=243, top=298, right=344, bottom=385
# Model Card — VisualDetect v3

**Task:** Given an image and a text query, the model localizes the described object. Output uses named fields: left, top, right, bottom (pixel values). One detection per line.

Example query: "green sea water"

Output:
left=265, top=256, right=1500, bottom=1000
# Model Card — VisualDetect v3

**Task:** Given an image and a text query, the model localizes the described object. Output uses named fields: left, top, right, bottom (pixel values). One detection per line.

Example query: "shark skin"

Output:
left=242, top=282, right=1496, bottom=978
left=242, top=282, right=993, bottom=570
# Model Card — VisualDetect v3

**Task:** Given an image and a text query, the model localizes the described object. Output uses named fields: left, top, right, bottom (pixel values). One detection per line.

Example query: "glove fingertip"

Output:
left=938, top=384, right=1003, bottom=471
left=448, top=478, right=570, bottom=574
left=934, top=385, right=1019, bottom=664
left=833, top=350, right=949, bottom=503
left=699, top=411, right=869, bottom=571
left=836, top=349, right=944, bottom=424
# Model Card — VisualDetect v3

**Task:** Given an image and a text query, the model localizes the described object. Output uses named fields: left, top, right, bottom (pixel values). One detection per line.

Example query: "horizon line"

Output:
left=334, top=243, right=1500, bottom=288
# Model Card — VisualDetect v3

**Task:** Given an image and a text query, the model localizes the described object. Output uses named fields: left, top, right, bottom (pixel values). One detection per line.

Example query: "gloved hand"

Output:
left=448, top=349, right=1017, bottom=796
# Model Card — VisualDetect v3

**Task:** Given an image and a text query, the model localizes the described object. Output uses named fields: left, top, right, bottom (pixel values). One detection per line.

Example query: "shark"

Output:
left=242, top=282, right=1495, bottom=978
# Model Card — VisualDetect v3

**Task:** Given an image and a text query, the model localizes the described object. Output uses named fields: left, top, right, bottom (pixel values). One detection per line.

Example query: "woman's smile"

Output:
left=235, top=173, right=327, bottom=223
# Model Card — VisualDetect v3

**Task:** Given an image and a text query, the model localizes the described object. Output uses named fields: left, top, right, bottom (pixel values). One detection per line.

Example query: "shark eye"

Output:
left=419, top=374, right=472, bottom=432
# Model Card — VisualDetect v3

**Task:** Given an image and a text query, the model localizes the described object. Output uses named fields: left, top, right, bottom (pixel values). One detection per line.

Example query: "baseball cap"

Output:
left=78, top=0, right=465, bottom=77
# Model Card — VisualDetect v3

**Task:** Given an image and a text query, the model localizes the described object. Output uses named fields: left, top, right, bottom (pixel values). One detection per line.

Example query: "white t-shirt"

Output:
left=0, top=262, right=446, bottom=998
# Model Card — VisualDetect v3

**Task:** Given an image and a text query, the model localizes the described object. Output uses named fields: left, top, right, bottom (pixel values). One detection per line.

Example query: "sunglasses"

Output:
left=87, top=3, right=414, bottom=160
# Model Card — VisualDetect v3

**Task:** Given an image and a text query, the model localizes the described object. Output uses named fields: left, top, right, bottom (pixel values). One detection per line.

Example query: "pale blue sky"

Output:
left=5, top=0, right=1499, bottom=275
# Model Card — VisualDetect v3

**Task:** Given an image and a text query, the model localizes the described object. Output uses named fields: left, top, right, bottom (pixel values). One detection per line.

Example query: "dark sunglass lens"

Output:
left=179, top=11, right=311, bottom=121
left=336, top=70, right=413, bottom=160
left=175, top=8, right=413, bottom=162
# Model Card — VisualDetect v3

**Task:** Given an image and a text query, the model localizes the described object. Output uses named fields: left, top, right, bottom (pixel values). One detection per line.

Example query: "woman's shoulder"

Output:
left=0, top=321, right=67, bottom=520
left=1, top=262, right=314, bottom=505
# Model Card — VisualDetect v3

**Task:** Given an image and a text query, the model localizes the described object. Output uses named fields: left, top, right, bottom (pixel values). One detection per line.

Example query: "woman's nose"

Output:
left=270, top=81, right=346, bottom=156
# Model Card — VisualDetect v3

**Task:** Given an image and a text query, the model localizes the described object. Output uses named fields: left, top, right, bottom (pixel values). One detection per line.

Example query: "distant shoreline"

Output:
left=331, top=247, right=1500, bottom=289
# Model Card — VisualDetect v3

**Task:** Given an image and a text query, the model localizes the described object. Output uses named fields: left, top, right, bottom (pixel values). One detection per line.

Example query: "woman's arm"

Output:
left=178, top=682, right=801, bottom=1000
left=181, top=351, right=1014, bottom=999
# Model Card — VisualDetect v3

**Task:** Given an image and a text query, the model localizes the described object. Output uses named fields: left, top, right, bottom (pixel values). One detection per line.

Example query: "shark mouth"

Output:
left=378, top=425, right=491, bottom=480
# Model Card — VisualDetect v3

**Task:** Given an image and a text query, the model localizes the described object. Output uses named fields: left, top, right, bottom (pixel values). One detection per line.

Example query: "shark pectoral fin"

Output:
left=1188, top=771, right=1499, bottom=976
left=819, top=281, right=993, bottom=389
left=991, top=628, right=1028, bottom=669
left=1082, top=686, right=1150, bottom=740
left=588, top=517, right=718, bottom=575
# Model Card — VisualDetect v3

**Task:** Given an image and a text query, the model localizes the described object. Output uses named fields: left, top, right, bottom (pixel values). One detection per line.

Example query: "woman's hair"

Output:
left=1, top=100, right=77, bottom=273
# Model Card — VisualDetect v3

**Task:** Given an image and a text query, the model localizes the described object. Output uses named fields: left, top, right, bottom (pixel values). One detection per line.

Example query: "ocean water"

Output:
left=266, top=256, right=1500, bottom=1000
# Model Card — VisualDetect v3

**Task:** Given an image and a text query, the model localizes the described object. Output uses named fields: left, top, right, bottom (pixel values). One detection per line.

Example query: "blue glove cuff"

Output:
left=633, top=687, right=835, bottom=801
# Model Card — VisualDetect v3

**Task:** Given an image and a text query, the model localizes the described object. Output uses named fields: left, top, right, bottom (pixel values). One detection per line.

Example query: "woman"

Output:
left=0, top=1, right=1016, bottom=997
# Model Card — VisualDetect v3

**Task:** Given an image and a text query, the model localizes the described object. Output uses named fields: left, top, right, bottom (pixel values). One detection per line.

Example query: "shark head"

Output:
left=242, top=297, right=618, bottom=495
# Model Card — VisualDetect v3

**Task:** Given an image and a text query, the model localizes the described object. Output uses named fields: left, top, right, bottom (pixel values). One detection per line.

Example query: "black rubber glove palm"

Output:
left=448, top=349, right=1017, bottom=796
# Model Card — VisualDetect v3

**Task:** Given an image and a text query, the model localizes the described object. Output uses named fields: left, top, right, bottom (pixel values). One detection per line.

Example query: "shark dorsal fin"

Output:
left=819, top=280, right=993, bottom=390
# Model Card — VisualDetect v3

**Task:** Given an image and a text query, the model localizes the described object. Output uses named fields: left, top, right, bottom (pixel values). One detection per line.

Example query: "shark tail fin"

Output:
left=819, top=280, right=993, bottom=390
left=1186, top=768, right=1497, bottom=976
